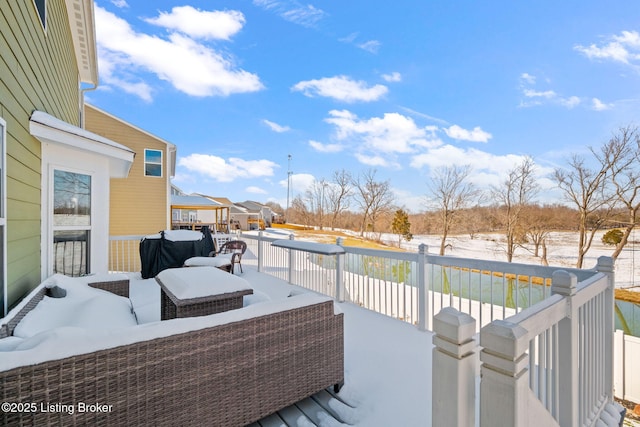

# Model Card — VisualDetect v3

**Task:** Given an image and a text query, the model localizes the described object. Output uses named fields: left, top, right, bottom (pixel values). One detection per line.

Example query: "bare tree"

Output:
left=428, top=165, right=478, bottom=255
left=304, top=178, right=329, bottom=229
left=353, top=169, right=395, bottom=238
left=553, top=154, right=615, bottom=268
left=596, top=125, right=640, bottom=261
left=289, top=195, right=313, bottom=227
left=492, top=157, right=539, bottom=262
left=326, top=169, right=353, bottom=230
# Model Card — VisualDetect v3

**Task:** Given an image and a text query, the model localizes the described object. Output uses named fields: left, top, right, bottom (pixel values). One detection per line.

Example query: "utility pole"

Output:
left=286, top=154, right=292, bottom=223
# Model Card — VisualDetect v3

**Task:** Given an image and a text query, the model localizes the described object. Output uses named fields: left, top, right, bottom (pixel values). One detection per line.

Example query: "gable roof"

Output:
left=171, top=195, right=222, bottom=210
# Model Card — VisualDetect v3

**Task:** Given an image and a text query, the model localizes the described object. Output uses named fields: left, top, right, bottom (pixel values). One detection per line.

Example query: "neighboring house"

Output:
left=84, top=104, right=176, bottom=236
left=236, top=200, right=273, bottom=229
left=0, top=0, right=134, bottom=313
left=170, top=194, right=226, bottom=231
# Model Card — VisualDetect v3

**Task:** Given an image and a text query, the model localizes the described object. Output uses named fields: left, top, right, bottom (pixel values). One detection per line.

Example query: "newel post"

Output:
left=287, top=234, right=295, bottom=284
left=417, top=244, right=429, bottom=331
left=335, top=237, right=345, bottom=302
left=551, top=270, right=579, bottom=427
left=257, top=231, right=263, bottom=272
left=596, top=256, right=615, bottom=400
left=432, top=307, right=477, bottom=427
left=479, top=320, right=530, bottom=427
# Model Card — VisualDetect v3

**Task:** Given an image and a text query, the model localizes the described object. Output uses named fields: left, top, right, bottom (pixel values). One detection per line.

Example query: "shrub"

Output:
left=602, top=229, right=624, bottom=246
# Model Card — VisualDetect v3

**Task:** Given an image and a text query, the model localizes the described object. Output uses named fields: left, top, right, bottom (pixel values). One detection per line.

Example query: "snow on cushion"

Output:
left=243, top=289, right=271, bottom=307
left=0, top=336, right=23, bottom=351
left=13, top=276, right=137, bottom=338
left=183, top=256, right=231, bottom=267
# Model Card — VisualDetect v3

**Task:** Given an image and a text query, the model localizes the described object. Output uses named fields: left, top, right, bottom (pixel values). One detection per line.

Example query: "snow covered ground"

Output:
left=390, top=230, right=639, bottom=290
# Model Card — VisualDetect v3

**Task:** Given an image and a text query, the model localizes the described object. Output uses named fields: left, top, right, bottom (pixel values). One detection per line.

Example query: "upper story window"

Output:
left=144, top=149, right=163, bottom=177
left=33, top=0, right=46, bottom=30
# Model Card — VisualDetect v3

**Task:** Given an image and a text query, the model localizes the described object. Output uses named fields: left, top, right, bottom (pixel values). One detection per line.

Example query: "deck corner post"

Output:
left=257, top=231, right=263, bottom=272
left=287, top=234, right=295, bottom=284
left=335, top=237, right=345, bottom=303
left=417, top=243, right=429, bottom=331
left=432, top=307, right=476, bottom=427
left=479, top=320, right=530, bottom=427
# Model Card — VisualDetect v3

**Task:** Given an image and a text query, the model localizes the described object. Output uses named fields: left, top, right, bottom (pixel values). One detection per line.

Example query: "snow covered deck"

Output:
left=129, top=266, right=433, bottom=426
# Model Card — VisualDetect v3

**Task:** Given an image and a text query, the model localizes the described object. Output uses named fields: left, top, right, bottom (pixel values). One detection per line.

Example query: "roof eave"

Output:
left=65, top=0, right=99, bottom=85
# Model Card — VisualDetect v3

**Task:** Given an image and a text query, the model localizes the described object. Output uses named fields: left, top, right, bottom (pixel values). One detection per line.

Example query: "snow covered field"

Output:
left=395, top=230, right=640, bottom=291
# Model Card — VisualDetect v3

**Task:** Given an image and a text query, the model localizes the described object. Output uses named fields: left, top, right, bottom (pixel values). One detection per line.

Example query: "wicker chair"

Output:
left=212, top=240, right=247, bottom=274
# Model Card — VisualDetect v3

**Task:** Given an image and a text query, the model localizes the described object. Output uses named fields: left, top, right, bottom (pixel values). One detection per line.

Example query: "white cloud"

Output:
left=523, top=89, right=557, bottom=99
left=292, top=75, right=387, bottom=102
left=355, top=153, right=391, bottom=167
left=178, top=154, right=278, bottom=182
left=358, top=40, right=381, bottom=54
left=382, top=72, right=402, bottom=82
left=444, top=125, right=492, bottom=143
left=592, top=98, right=613, bottom=111
left=520, top=73, right=536, bottom=84
left=575, top=30, right=640, bottom=66
left=262, top=119, right=291, bottom=133
left=144, top=6, right=245, bottom=41
left=309, top=140, right=343, bottom=153
left=278, top=173, right=317, bottom=194
left=110, top=0, right=128, bottom=7
left=246, top=186, right=268, bottom=194
left=519, top=76, right=584, bottom=110
left=559, top=96, right=581, bottom=109
left=325, top=110, right=436, bottom=155
left=253, top=0, right=326, bottom=28
left=94, top=6, right=263, bottom=100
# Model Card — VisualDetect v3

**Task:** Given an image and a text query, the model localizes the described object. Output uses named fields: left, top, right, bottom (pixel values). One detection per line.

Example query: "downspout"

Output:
left=79, top=82, right=98, bottom=128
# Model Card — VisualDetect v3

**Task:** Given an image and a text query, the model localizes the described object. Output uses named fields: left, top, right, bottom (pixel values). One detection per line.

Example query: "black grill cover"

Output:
left=139, top=227, right=215, bottom=279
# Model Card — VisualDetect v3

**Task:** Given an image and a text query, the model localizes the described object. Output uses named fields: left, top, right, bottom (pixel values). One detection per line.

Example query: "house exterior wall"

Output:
left=84, top=105, right=172, bottom=236
left=0, top=0, right=82, bottom=309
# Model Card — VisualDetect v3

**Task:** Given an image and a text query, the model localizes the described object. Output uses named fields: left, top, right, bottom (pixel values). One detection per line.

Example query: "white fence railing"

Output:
left=472, top=258, right=615, bottom=427
left=240, top=232, right=598, bottom=332
left=109, top=232, right=622, bottom=426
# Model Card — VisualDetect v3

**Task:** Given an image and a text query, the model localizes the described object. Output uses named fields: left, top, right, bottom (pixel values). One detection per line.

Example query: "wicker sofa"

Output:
left=0, top=276, right=344, bottom=426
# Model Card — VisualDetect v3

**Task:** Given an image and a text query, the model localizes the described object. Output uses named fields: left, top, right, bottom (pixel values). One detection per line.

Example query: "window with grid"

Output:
left=144, top=149, right=163, bottom=177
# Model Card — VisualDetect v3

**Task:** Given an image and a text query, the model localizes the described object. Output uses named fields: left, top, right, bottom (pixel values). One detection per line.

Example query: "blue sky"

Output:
left=88, top=1, right=640, bottom=212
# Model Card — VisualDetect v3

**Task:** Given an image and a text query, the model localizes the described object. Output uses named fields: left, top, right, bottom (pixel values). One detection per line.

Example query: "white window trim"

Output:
left=144, top=148, right=163, bottom=178
left=48, top=166, right=94, bottom=276
left=0, top=118, right=7, bottom=315
left=32, top=0, right=47, bottom=32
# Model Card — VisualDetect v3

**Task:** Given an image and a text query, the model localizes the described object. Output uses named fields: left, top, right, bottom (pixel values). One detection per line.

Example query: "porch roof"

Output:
left=29, top=111, right=135, bottom=178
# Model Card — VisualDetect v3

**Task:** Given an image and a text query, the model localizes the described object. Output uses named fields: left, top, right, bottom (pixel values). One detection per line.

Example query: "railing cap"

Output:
left=480, top=320, right=529, bottom=358
left=551, top=270, right=577, bottom=296
left=433, top=307, right=476, bottom=344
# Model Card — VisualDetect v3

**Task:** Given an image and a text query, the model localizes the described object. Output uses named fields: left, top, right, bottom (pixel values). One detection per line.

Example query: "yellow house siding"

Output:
left=84, top=105, right=171, bottom=236
left=0, top=0, right=84, bottom=308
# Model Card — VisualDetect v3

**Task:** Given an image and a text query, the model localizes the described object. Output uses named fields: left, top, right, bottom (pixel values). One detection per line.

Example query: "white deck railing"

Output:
left=433, top=257, right=615, bottom=427
left=240, top=232, right=599, bottom=332
left=110, top=232, right=602, bottom=332
left=109, top=232, right=617, bottom=426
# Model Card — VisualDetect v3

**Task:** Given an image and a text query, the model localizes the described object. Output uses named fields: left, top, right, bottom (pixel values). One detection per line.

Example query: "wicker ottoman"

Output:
left=156, top=267, right=253, bottom=320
